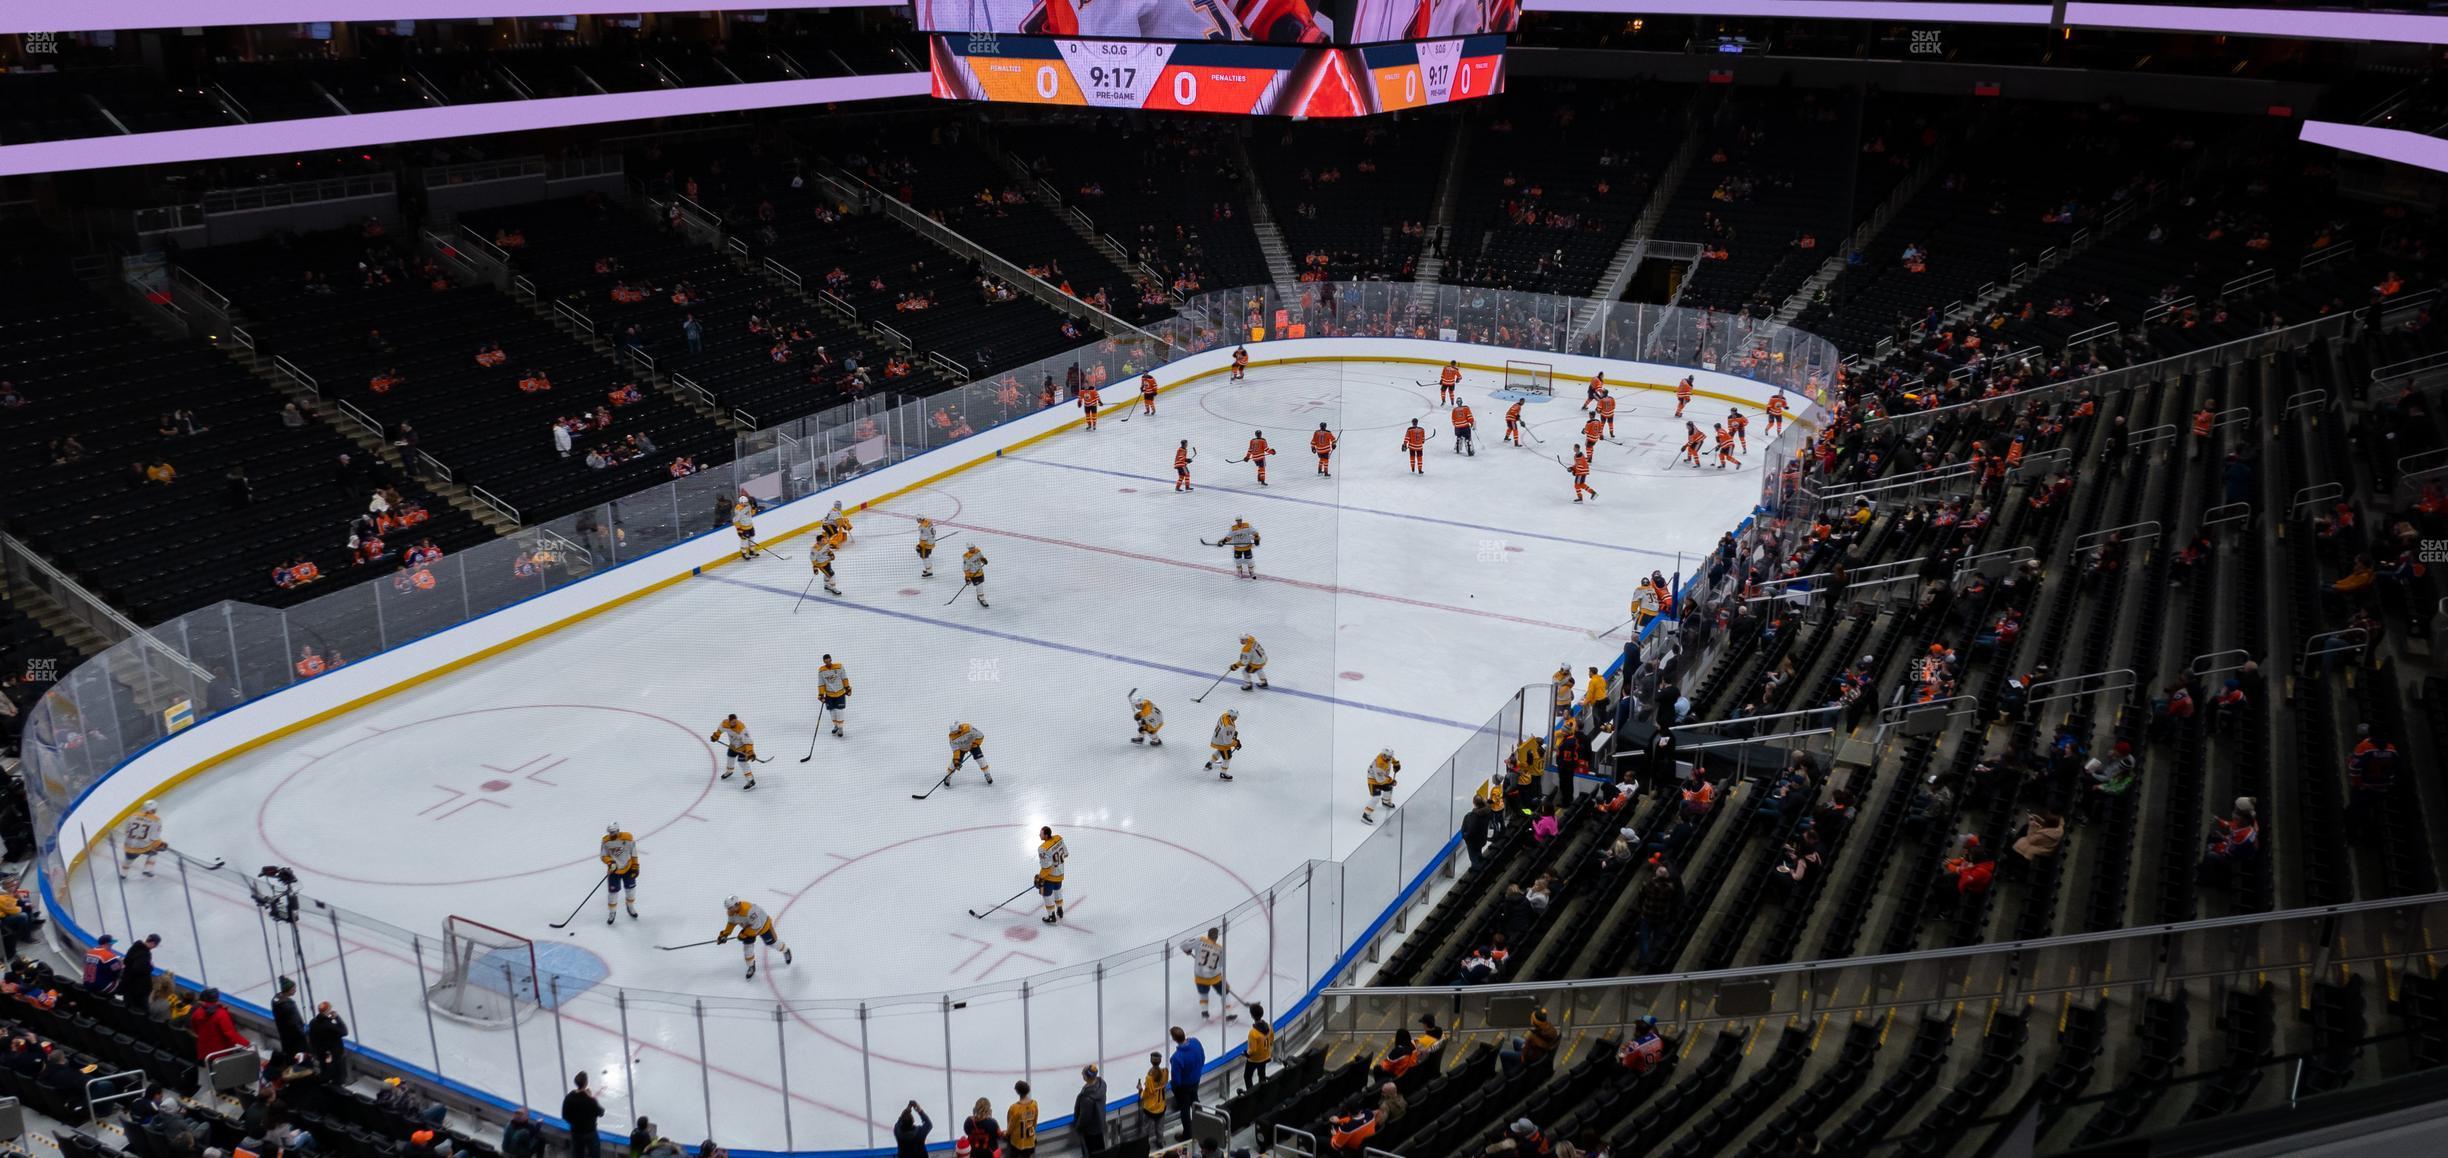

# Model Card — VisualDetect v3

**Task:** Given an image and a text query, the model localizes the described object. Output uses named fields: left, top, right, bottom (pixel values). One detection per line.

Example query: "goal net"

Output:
left=1504, top=360, right=1555, bottom=396
left=426, top=916, right=541, bottom=1028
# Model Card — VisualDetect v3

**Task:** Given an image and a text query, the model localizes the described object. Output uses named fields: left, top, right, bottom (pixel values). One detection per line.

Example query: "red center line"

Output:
left=863, top=510, right=1596, bottom=636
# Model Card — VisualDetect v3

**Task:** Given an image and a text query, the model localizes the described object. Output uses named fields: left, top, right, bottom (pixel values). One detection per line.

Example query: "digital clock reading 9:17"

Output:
left=1085, top=66, right=1138, bottom=88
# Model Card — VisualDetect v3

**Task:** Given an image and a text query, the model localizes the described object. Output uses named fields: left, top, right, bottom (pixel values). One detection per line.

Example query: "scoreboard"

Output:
left=927, top=32, right=1505, bottom=116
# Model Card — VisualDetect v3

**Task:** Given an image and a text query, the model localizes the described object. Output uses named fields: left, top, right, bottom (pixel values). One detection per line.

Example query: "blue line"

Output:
left=700, top=573, right=1479, bottom=732
left=1003, top=454, right=1693, bottom=561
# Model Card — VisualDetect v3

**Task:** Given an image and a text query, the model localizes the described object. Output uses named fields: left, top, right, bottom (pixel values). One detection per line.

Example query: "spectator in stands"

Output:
left=223, top=465, right=254, bottom=509
left=1136, top=1052, right=1168, bottom=1142
left=1903, top=774, right=1955, bottom=838
left=1487, top=1117, right=1550, bottom=1155
left=190, top=986, right=248, bottom=1063
left=2348, top=725, right=2399, bottom=832
left=1167, top=1025, right=1204, bottom=1135
left=0, top=381, right=22, bottom=408
left=308, top=1001, right=349, bottom=1081
left=683, top=314, right=703, bottom=355
left=0, top=881, right=34, bottom=958
left=143, top=458, right=177, bottom=485
left=1069, top=1068, right=1105, bottom=1152
left=1634, top=861, right=1682, bottom=968
left=1940, top=847, right=1995, bottom=920
left=1772, top=831, right=1822, bottom=900
left=2198, top=798, right=2261, bottom=887
left=1460, top=798, right=1497, bottom=869
left=1531, top=804, right=1560, bottom=845
left=1616, top=1015, right=1666, bottom=1075
left=518, top=369, right=554, bottom=394
left=562, top=1072, right=606, bottom=1158
left=500, top=1109, right=543, bottom=1158
left=115, top=932, right=158, bottom=1013
left=892, top=1102, right=932, bottom=1158
left=476, top=341, right=507, bottom=368
left=553, top=420, right=574, bottom=459
left=48, top=433, right=85, bottom=464
left=2008, top=810, right=2066, bottom=878
left=2076, top=744, right=2138, bottom=825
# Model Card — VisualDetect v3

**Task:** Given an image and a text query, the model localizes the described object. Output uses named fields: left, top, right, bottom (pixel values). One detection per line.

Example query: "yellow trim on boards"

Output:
left=75, top=347, right=1813, bottom=853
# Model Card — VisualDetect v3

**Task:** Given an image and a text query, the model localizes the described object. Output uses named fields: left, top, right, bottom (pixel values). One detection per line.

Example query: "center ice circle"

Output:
left=257, top=705, right=717, bottom=886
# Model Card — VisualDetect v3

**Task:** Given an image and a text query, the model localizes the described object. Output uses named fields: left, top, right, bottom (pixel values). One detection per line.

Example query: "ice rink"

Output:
left=68, top=358, right=1769, bottom=1150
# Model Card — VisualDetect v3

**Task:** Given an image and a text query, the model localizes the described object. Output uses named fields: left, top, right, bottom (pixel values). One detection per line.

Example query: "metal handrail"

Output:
left=333, top=398, right=385, bottom=441
left=273, top=355, right=319, bottom=398
left=763, top=257, right=803, bottom=288
left=0, top=534, right=213, bottom=684
left=2026, top=668, right=2136, bottom=707
left=553, top=301, right=595, bottom=335
left=417, top=451, right=454, bottom=484
left=469, top=485, right=521, bottom=526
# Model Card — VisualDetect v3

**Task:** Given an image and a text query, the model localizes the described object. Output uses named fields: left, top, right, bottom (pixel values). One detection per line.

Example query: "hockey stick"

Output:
left=169, top=848, right=226, bottom=872
left=1192, top=667, right=1235, bottom=704
left=911, top=768, right=956, bottom=800
left=1585, top=615, right=1641, bottom=642
left=791, top=573, right=818, bottom=614
left=800, top=729, right=822, bottom=762
left=967, top=883, right=1037, bottom=919
left=549, top=877, right=608, bottom=929
left=943, top=577, right=973, bottom=606
left=654, top=939, right=721, bottom=951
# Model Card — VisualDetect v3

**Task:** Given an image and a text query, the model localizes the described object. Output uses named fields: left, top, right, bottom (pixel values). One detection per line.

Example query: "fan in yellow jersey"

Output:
left=960, top=545, right=990, bottom=607
left=1218, top=518, right=1261, bottom=579
left=915, top=518, right=939, bottom=578
left=1361, top=748, right=1403, bottom=825
left=947, top=721, right=993, bottom=785
left=1506, top=734, right=1547, bottom=797
left=1184, top=926, right=1236, bottom=1021
left=716, top=895, right=792, bottom=979
left=600, top=824, right=640, bottom=924
left=1035, top=826, right=1068, bottom=925
left=1244, top=1004, right=1276, bottom=1091
left=817, top=655, right=852, bottom=738
left=1202, top=709, right=1241, bottom=781
left=809, top=540, right=842, bottom=596
left=120, top=801, right=167, bottom=878
left=1474, top=774, right=1508, bottom=813
left=711, top=714, right=761, bottom=789
left=1550, top=663, right=1575, bottom=721
left=1230, top=635, right=1269, bottom=691
left=1129, top=695, right=1165, bottom=746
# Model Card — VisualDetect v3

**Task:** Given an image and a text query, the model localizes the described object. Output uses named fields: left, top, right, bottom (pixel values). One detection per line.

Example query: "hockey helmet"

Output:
left=725, top=895, right=742, bottom=911
left=1222, top=708, right=1239, bottom=720
left=606, top=822, right=622, bottom=836
left=143, top=799, right=159, bottom=812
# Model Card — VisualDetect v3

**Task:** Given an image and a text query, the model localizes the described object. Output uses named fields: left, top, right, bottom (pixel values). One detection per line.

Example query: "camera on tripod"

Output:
left=252, top=865, right=301, bottom=924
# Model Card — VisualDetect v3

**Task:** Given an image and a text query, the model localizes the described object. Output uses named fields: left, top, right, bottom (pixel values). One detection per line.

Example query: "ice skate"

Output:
left=783, top=946, right=793, bottom=964
left=832, top=724, right=845, bottom=737
left=1132, top=735, right=1146, bottom=744
left=745, top=961, right=757, bottom=980
left=983, top=769, right=994, bottom=784
left=626, top=904, right=638, bottom=919
left=1217, top=769, right=1234, bottom=781
left=607, top=910, right=617, bottom=924
left=742, top=778, right=757, bottom=791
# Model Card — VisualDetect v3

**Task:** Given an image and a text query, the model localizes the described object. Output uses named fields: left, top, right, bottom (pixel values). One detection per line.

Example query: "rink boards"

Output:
left=43, top=332, right=1801, bottom=1145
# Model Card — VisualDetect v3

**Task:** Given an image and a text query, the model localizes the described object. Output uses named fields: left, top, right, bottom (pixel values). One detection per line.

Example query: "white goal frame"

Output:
left=1503, top=359, right=1555, bottom=396
left=426, top=915, right=542, bottom=1028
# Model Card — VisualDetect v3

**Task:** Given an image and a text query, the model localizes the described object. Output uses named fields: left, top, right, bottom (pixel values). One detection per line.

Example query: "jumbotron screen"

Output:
left=913, top=0, right=1524, bottom=43
left=928, top=33, right=1506, bottom=116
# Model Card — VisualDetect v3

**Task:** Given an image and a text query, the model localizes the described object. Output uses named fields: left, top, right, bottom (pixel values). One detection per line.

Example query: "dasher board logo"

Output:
left=22, top=32, right=61, bottom=54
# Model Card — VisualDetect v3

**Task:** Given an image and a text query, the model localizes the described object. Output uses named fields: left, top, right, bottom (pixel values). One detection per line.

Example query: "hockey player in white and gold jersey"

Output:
left=1130, top=695, right=1165, bottom=746
left=817, top=655, right=852, bottom=738
left=717, top=896, right=792, bottom=979
left=1185, top=927, right=1235, bottom=1020
left=1203, top=709, right=1241, bottom=781
left=1361, top=748, right=1402, bottom=825
left=600, top=824, right=639, bottom=923
left=1231, top=635, right=1269, bottom=691
left=1036, top=826, right=1068, bottom=925
left=711, top=714, right=759, bottom=789
left=947, top=721, right=993, bottom=784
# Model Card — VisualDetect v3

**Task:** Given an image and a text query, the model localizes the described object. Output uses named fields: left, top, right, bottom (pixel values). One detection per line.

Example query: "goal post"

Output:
left=426, top=915, right=542, bottom=1027
left=1503, top=360, right=1555, bottom=396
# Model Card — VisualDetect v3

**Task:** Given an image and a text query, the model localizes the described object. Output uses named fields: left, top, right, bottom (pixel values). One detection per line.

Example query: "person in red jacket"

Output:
left=190, top=987, right=251, bottom=1061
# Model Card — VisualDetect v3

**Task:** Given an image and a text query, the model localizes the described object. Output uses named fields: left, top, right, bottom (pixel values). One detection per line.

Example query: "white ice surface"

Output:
left=69, top=361, right=1764, bottom=1151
